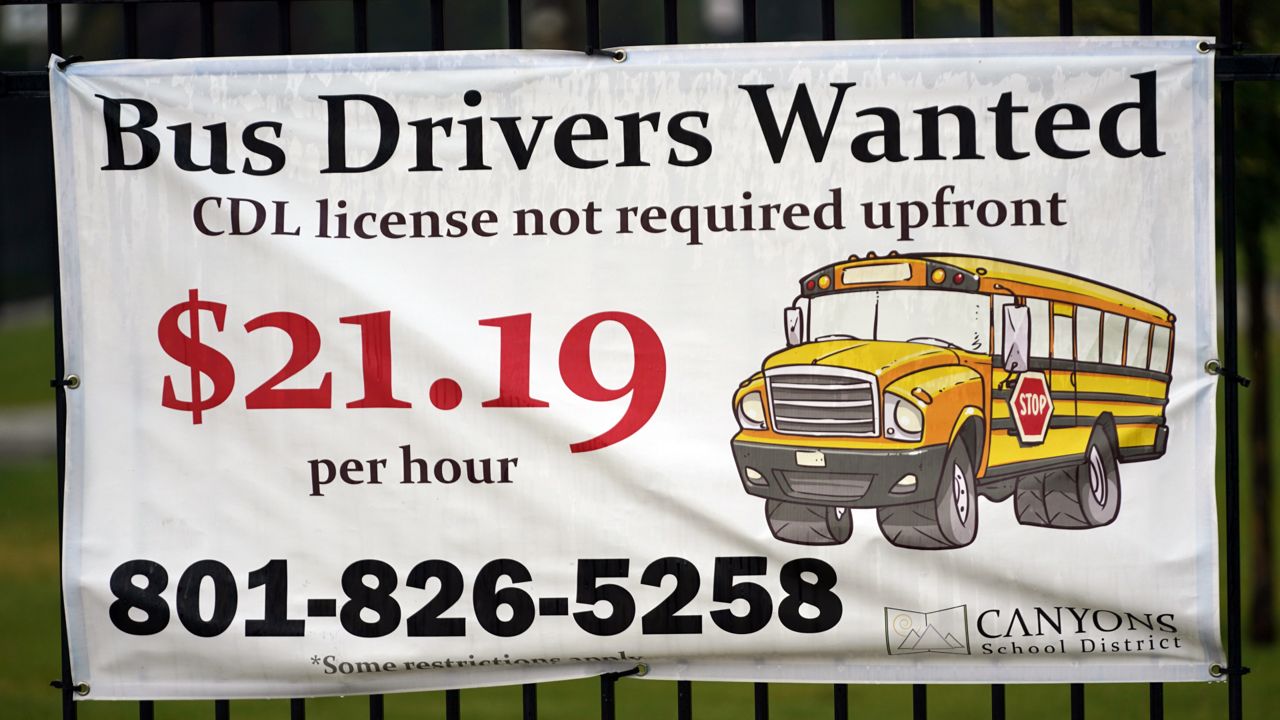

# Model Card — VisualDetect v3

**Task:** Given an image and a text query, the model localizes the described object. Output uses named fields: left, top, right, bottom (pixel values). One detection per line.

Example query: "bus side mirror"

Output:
left=1003, top=304, right=1030, bottom=372
left=784, top=307, right=804, bottom=347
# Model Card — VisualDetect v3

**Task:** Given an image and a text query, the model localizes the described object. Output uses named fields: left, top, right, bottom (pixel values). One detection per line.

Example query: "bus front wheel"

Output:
left=1014, top=423, right=1121, bottom=529
left=876, top=438, right=979, bottom=550
left=765, top=500, right=853, bottom=545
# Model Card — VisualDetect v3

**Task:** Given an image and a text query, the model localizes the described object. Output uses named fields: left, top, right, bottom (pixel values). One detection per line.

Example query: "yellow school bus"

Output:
left=730, top=252, right=1173, bottom=550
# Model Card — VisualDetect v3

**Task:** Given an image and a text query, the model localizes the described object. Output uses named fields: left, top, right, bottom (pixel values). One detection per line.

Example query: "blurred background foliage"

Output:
left=1, top=0, right=1277, bottom=717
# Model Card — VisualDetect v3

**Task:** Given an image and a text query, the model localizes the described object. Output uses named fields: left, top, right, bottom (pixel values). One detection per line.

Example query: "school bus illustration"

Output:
left=730, top=252, right=1173, bottom=550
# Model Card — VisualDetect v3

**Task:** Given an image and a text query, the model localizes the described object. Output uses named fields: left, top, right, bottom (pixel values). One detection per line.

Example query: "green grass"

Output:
left=0, top=317, right=54, bottom=407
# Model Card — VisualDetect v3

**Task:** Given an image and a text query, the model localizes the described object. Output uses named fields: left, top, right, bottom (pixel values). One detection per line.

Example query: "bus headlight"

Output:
left=884, top=393, right=923, bottom=442
left=736, top=391, right=767, bottom=430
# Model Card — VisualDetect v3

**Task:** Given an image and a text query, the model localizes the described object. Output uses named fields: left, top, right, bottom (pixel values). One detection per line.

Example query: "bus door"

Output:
left=1050, top=302, right=1077, bottom=422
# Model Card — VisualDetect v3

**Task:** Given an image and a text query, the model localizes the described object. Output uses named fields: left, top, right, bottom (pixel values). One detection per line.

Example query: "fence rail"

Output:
left=0, top=0, right=1266, bottom=718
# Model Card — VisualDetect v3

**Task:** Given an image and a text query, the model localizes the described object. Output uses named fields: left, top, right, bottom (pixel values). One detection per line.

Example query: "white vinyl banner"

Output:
left=51, top=38, right=1222, bottom=699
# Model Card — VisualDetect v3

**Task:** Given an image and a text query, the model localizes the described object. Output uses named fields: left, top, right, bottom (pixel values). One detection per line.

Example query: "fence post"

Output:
left=1218, top=0, right=1246, bottom=718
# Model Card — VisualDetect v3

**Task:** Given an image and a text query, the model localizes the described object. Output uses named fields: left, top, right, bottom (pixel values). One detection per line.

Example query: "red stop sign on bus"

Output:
left=1008, top=371, right=1054, bottom=444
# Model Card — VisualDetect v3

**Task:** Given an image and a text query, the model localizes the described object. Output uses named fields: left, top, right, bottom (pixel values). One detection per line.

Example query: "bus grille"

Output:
left=766, top=367, right=879, bottom=437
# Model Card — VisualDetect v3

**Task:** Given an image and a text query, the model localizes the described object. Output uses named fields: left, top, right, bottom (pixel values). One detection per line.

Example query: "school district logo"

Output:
left=885, top=606, right=971, bottom=655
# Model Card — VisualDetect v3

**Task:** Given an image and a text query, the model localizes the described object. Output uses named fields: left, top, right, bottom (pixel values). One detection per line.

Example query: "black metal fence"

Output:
left=1, top=0, right=1274, bottom=718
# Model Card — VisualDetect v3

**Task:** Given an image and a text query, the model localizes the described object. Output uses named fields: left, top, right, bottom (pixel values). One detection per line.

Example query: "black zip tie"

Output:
left=48, top=680, right=89, bottom=696
left=584, top=47, right=626, bottom=61
left=50, top=378, right=70, bottom=388
left=56, top=55, right=84, bottom=72
left=1210, top=663, right=1251, bottom=677
left=1197, top=41, right=1244, bottom=53
left=1205, top=360, right=1251, bottom=387
left=602, top=664, right=647, bottom=680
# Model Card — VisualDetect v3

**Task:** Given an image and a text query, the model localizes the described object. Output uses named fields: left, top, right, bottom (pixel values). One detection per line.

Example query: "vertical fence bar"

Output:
left=899, top=0, right=914, bottom=39
left=912, top=684, right=926, bottom=720
left=743, top=0, right=756, bottom=42
left=51, top=9, right=70, bottom=720
left=368, top=694, right=384, bottom=720
left=138, top=701, right=154, bottom=720
left=123, top=3, right=139, bottom=58
left=586, top=0, right=600, bottom=49
left=663, top=0, right=678, bottom=43
left=833, top=684, right=847, bottom=720
left=430, top=0, right=444, bottom=51
left=1149, top=683, right=1164, bottom=720
left=353, top=0, right=368, bottom=52
left=820, top=0, right=834, bottom=40
left=50, top=12, right=71, bottom=707
left=199, top=0, right=215, bottom=55
left=1219, top=0, right=1244, bottom=717
left=1058, top=0, right=1072, bottom=36
left=290, top=698, right=305, bottom=720
left=677, top=680, right=692, bottom=720
left=215, top=700, right=230, bottom=720
left=507, top=0, right=522, bottom=48
left=600, top=675, right=616, bottom=720
left=522, top=683, right=537, bottom=720
left=277, top=0, right=292, bottom=53
left=445, top=688, right=461, bottom=720
left=1070, top=684, right=1084, bottom=720
left=990, top=685, right=1005, bottom=720
left=1138, top=0, right=1152, bottom=34
left=47, top=3, right=62, bottom=55
left=753, top=682, right=768, bottom=720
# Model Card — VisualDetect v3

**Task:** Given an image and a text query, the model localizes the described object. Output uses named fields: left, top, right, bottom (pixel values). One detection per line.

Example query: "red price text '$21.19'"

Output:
left=157, top=289, right=666, bottom=452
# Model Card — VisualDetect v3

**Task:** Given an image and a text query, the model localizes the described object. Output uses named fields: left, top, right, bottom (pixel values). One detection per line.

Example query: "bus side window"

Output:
left=1052, top=311, right=1074, bottom=360
left=1076, top=307, right=1101, bottom=363
left=1126, top=320, right=1152, bottom=369
left=1101, top=312, right=1126, bottom=365
left=1149, top=325, right=1172, bottom=374
left=1028, top=298, right=1050, bottom=358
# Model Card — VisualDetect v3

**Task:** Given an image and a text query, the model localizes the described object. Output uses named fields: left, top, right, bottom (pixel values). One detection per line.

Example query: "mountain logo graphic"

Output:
left=884, top=605, right=970, bottom=655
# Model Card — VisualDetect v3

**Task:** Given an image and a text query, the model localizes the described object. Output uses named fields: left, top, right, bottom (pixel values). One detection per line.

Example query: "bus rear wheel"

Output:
left=1014, top=423, right=1120, bottom=528
left=765, top=500, right=853, bottom=545
left=876, top=438, right=978, bottom=550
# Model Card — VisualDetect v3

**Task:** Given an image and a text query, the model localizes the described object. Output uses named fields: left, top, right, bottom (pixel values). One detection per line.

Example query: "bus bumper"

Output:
left=1118, top=423, right=1169, bottom=462
left=732, top=440, right=949, bottom=508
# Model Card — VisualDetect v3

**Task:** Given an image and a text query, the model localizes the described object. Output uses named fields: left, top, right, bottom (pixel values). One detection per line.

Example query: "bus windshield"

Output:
left=807, top=288, right=990, bottom=353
